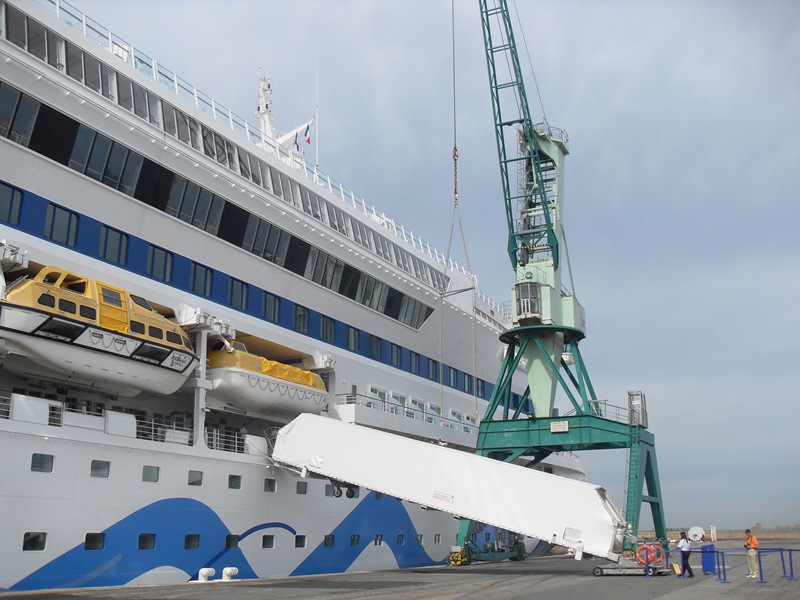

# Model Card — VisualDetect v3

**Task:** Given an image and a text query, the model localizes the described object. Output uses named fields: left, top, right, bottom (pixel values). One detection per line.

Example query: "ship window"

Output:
left=238, top=149, right=251, bottom=181
left=102, top=143, right=129, bottom=189
left=8, top=94, right=39, bottom=147
left=261, top=292, right=280, bottom=323
left=99, top=226, right=128, bottom=266
left=131, top=82, right=148, bottom=120
left=178, top=181, right=199, bottom=222
left=477, top=379, right=486, bottom=399
left=58, top=298, right=76, bottom=314
left=198, top=125, right=213, bottom=158
left=148, top=326, right=163, bottom=340
left=117, top=73, right=133, bottom=112
left=350, top=534, right=360, bottom=547
left=226, top=535, right=239, bottom=549
left=324, top=535, right=334, bottom=548
left=190, top=263, right=212, bottom=298
left=37, top=293, right=55, bottom=308
left=410, top=351, right=420, bottom=375
left=264, top=478, right=276, bottom=492
left=269, top=167, right=282, bottom=198
left=130, top=321, right=145, bottom=334
left=27, top=17, right=47, bottom=61
left=166, top=176, right=187, bottom=217
left=118, top=151, right=142, bottom=197
left=446, top=366, right=457, bottom=388
left=321, top=316, right=335, bottom=343
left=416, top=534, right=423, bottom=545
left=295, top=535, right=306, bottom=549
left=175, top=109, right=190, bottom=144
left=0, top=84, right=21, bottom=139
left=23, top=532, right=46, bottom=552
left=100, top=287, right=122, bottom=307
left=147, top=246, right=172, bottom=282
left=228, top=278, right=247, bottom=311
left=192, top=189, right=213, bottom=229
left=162, top=102, right=178, bottom=137
left=396, top=534, right=404, bottom=546
left=296, top=481, right=307, bottom=495
left=262, top=535, right=274, bottom=549
left=213, top=132, right=228, bottom=167
left=90, top=460, right=110, bottom=478
left=225, top=140, right=238, bottom=173
left=31, top=453, right=54, bottom=473
left=44, top=204, right=78, bottom=247
left=427, top=358, right=439, bottom=382
left=368, top=335, right=381, bottom=360
left=188, top=118, right=202, bottom=151
left=84, top=533, right=105, bottom=551
left=228, top=475, right=242, bottom=490
left=138, top=533, right=156, bottom=550
left=100, top=63, right=117, bottom=102
left=373, top=535, right=383, bottom=547
left=346, top=326, right=359, bottom=352
left=65, top=41, right=84, bottom=83
left=142, top=465, right=159, bottom=482
left=47, top=31, right=65, bottom=71
left=391, top=343, right=401, bottom=367
left=188, top=470, right=203, bottom=486
left=293, top=305, right=308, bottom=334
left=166, top=331, right=182, bottom=345
left=85, top=134, right=112, bottom=181
left=5, top=4, right=26, bottom=49
left=185, top=534, right=200, bottom=550
left=464, top=374, right=473, bottom=394
left=147, top=91, right=162, bottom=128
left=84, top=53, right=101, bottom=93
left=434, top=534, right=441, bottom=544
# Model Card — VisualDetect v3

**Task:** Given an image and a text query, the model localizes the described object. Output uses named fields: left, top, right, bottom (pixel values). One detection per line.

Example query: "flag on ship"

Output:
left=304, top=122, right=312, bottom=144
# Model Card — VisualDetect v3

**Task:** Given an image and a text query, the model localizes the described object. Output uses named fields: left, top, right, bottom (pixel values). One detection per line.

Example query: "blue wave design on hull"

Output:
left=8, top=498, right=291, bottom=591
left=292, top=491, right=442, bottom=575
left=7, top=494, right=447, bottom=591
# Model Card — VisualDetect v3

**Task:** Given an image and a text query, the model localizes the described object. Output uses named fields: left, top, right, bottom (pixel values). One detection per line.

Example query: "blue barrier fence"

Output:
left=657, top=545, right=799, bottom=585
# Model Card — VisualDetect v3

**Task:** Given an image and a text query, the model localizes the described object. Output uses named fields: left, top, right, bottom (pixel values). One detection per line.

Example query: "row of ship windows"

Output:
left=0, top=179, right=495, bottom=399
left=0, top=2, right=449, bottom=293
left=21, top=531, right=449, bottom=553
left=31, top=453, right=384, bottom=500
left=0, top=77, right=433, bottom=331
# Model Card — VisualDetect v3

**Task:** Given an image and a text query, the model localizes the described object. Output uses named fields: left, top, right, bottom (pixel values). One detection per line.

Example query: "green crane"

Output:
left=454, top=0, right=666, bottom=563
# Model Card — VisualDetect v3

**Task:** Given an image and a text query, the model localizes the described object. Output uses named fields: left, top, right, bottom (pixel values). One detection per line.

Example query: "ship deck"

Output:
left=8, top=540, right=797, bottom=600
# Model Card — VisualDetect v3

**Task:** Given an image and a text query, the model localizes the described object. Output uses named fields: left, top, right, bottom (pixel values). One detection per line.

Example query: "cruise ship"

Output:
left=0, top=0, right=585, bottom=591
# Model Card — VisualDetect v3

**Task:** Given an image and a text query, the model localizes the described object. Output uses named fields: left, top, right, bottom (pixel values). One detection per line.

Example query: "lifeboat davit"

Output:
left=0, top=267, right=198, bottom=397
left=206, top=341, right=328, bottom=417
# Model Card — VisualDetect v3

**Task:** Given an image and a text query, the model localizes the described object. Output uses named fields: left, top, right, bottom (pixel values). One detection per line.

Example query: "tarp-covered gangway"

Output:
left=272, top=414, right=625, bottom=561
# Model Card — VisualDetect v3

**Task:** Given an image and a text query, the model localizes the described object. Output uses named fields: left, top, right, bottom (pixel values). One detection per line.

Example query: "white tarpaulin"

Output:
left=272, top=413, right=624, bottom=561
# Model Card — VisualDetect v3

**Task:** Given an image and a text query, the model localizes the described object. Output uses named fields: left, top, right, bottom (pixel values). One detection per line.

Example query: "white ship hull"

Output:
left=0, top=0, right=582, bottom=592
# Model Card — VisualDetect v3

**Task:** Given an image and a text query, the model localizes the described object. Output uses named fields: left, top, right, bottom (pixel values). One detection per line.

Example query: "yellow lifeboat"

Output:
left=0, top=266, right=198, bottom=397
left=206, top=341, right=328, bottom=418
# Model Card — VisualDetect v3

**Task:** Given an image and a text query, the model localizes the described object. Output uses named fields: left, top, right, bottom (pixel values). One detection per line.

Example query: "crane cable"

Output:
left=438, top=0, right=478, bottom=420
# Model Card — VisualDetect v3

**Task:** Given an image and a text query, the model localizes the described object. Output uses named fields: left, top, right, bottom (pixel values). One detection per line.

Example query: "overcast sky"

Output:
left=71, top=0, right=800, bottom=531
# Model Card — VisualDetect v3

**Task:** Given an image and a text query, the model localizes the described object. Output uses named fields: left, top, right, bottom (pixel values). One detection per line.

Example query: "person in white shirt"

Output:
left=675, top=531, right=694, bottom=578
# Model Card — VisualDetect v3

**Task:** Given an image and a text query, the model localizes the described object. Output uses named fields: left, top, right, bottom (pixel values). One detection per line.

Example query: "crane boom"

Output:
left=479, top=0, right=560, bottom=272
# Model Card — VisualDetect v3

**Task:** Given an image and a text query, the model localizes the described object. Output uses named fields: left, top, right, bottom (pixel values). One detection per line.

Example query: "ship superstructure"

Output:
left=0, top=0, right=585, bottom=591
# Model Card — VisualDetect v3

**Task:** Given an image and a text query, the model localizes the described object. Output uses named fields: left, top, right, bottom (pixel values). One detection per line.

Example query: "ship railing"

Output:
left=0, top=394, right=10, bottom=419
left=336, top=393, right=474, bottom=433
left=135, top=419, right=193, bottom=446
left=29, top=0, right=503, bottom=306
left=204, top=426, right=249, bottom=454
left=561, top=400, right=631, bottom=424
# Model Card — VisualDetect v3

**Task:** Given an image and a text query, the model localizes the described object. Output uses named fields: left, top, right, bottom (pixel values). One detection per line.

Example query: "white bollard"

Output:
left=197, top=567, right=215, bottom=582
left=221, top=566, right=239, bottom=581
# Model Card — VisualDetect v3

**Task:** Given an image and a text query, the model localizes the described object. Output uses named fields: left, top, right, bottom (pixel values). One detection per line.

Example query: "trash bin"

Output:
left=700, top=543, right=715, bottom=575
